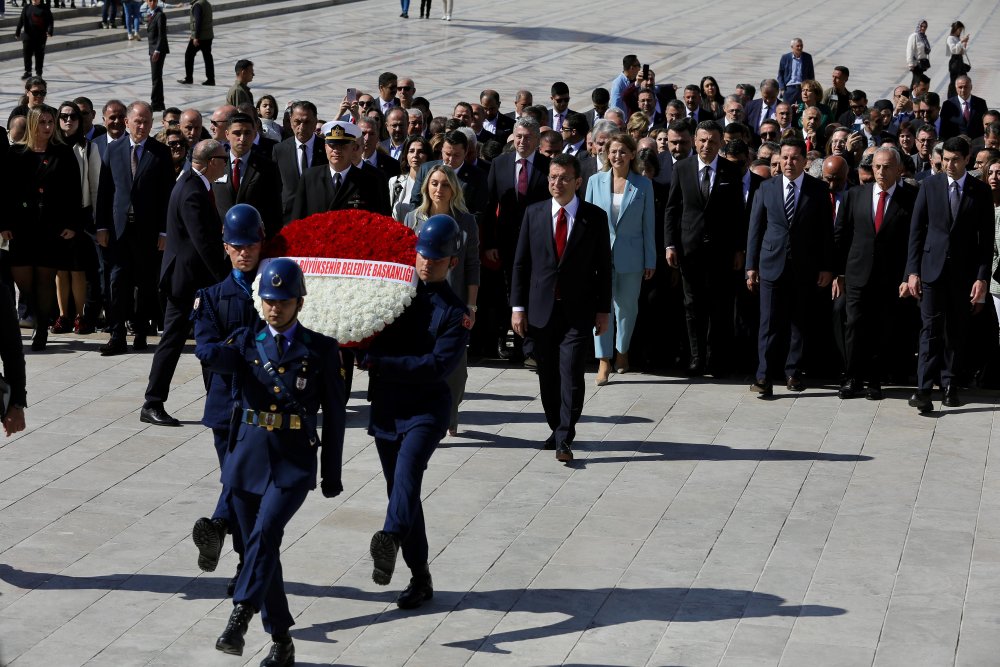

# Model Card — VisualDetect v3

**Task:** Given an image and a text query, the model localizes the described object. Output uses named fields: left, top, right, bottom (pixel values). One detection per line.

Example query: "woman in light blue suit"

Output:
left=585, top=134, right=656, bottom=385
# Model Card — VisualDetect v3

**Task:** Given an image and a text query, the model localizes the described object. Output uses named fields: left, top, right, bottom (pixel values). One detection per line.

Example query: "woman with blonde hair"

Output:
left=626, top=112, right=649, bottom=142
left=404, top=164, right=480, bottom=435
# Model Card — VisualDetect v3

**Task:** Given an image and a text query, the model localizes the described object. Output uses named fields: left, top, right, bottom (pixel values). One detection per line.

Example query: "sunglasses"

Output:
left=398, top=86, right=414, bottom=92
left=358, top=100, right=374, bottom=107
left=553, top=96, right=570, bottom=103
left=167, top=141, right=185, bottom=148
left=59, top=113, right=79, bottom=121
left=210, top=119, right=226, bottom=126
left=29, top=89, right=46, bottom=97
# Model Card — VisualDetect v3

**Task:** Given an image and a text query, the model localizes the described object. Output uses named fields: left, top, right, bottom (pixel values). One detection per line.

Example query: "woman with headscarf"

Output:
left=906, top=19, right=932, bottom=87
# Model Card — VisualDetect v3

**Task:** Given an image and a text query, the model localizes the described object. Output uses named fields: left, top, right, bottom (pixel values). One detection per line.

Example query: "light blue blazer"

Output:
left=585, top=170, right=656, bottom=273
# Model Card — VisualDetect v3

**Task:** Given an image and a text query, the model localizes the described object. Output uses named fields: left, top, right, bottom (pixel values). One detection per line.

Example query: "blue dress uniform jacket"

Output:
left=192, top=271, right=259, bottom=430
left=196, top=321, right=346, bottom=495
left=363, top=281, right=470, bottom=438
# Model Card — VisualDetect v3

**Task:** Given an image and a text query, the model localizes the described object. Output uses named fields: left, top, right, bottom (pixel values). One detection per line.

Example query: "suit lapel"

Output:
left=561, top=204, right=586, bottom=263
left=618, top=177, right=636, bottom=225
left=240, top=155, right=258, bottom=196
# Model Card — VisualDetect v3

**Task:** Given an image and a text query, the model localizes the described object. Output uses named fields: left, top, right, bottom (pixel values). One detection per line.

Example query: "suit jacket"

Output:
left=834, top=181, right=917, bottom=288
left=272, top=136, right=325, bottom=223
left=488, top=113, right=515, bottom=144
left=364, top=150, right=401, bottom=181
left=939, top=95, right=988, bottom=139
left=745, top=98, right=779, bottom=135
left=92, top=132, right=120, bottom=163
left=621, top=83, right=677, bottom=118
left=147, top=6, right=168, bottom=55
left=578, top=154, right=599, bottom=197
left=585, top=170, right=657, bottom=272
left=664, top=155, right=746, bottom=258
left=655, top=152, right=677, bottom=189
left=291, top=163, right=391, bottom=220
left=213, top=151, right=283, bottom=238
left=252, top=136, right=278, bottom=160
left=746, top=173, right=834, bottom=281
left=906, top=172, right=994, bottom=284
left=485, top=151, right=550, bottom=254
left=511, top=198, right=612, bottom=329
left=777, top=52, right=815, bottom=91
left=160, top=169, right=228, bottom=297
left=409, top=160, right=488, bottom=215
left=476, top=127, right=496, bottom=146
left=96, top=135, right=174, bottom=240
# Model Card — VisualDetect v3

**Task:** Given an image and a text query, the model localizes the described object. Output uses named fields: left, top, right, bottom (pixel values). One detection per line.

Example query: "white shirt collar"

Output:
left=782, top=172, right=805, bottom=190
left=948, top=173, right=968, bottom=189
left=192, top=168, right=212, bottom=190
left=697, top=155, right=719, bottom=171
left=551, top=195, right=580, bottom=219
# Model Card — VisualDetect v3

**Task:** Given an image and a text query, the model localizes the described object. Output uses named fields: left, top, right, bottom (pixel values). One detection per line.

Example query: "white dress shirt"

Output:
left=782, top=172, right=805, bottom=210
left=295, top=136, right=316, bottom=175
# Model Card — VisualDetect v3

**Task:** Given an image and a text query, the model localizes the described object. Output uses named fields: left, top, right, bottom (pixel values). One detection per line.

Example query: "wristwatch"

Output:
left=467, top=305, right=478, bottom=312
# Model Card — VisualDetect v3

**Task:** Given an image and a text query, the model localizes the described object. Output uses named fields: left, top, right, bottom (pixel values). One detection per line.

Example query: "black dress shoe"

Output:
left=556, top=442, right=573, bottom=462
left=201, top=80, right=216, bottom=86
left=192, top=517, right=226, bottom=571
left=100, top=338, right=128, bottom=356
left=370, top=530, right=399, bottom=586
left=177, top=78, right=193, bottom=84
left=866, top=384, right=883, bottom=401
left=496, top=337, right=511, bottom=360
left=942, top=386, right=962, bottom=408
left=750, top=379, right=773, bottom=398
left=543, top=434, right=556, bottom=450
left=397, top=571, right=433, bottom=609
left=227, top=559, right=244, bottom=597
left=259, top=638, right=294, bottom=666
left=140, top=404, right=180, bottom=427
left=215, top=603, right=255, bottom=655
left=132, top=335, right=148, bottom=351
left=838, top=379, right=862, bottom=399
left=786, top=376, right=805, bottom=392
left=908, top=391, right=933, bottom=413
left=686, top=360, right=703, bottom=376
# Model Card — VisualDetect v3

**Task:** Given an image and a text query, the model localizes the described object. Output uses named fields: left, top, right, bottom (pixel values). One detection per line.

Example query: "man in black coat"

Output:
left=409, top=130, right=487, bottom=215
left=939, top=76, right=989, bottom=140
left=141, top=140, right=230, bottom=426
left=271, top=101, right=324, bottom=224
left=291, top=121, right=391, bottom=219
left=146, top=0, right=168, bottom=112
left=511, top=154, right=612, bottom=463
left=213, top=113, right=282, bottom=238
left=905, top=136, right=994, bottom=412
left=664, top=120, right=745, bottom=375
left=834, top=147, right=918, bottom=400
left=0, top=276, right=26, bottom=437
left=480, top=89, right=514, bottom=144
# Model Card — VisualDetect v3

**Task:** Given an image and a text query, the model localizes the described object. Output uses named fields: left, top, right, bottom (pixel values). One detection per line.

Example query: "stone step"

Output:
left=0, top=0, right=360, bottom=60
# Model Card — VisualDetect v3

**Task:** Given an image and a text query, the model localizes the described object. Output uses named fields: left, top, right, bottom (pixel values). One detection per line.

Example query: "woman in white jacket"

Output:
left=53, top=100, right=101, bottom=335
left=906, top=19, right=931, bottom=87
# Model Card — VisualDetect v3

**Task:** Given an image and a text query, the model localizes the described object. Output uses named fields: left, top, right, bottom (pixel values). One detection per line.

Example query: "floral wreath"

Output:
left=256, top=210, right=417, bottom=346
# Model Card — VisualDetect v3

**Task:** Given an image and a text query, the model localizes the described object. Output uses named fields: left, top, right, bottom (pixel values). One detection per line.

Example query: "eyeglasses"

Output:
left=759, top=131, right=779, bottom=138
left=29, top=89, right=46, bottom=97
left=398, top=86, right=414, bottom=92
left=547, top=175, right=576, bottom=183
left=58, top=113, right=79, bottom=121
left=167, top=141, right=185, bottom=149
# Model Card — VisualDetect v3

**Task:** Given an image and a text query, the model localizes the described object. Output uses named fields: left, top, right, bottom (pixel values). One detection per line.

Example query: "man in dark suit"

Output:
left=905, top=136, right=994, bottom=412
left=95, top=101, right=175, bottom=356
left=835, top=148, right=917, bottom=400
left=511, top=154, right=612, bottom=462
left=485, top=117, right=551, bottom=359
left=777, top=38, right=814, bottom=104
left=940, top=75, right=989, bottom=140
left=560, top=112, right=588, bottom=157
left=548, top=81, right=576, bottom=131
left=746, top=138, right=834, bottom=395
left=271, top=101, right=324, bottom=224
left=746, top=80, right=780, bottom=136
left=292, top=121, right=391, bottom=220
left=655, top=120, right=694, bottom=190
left=665, top=120, right=745, bottom=376
left=141, top=140, right=230, bottom=426
left=146, top=0, right=168, bottom=112
left=356, top=116, right=400, bottom=182
left=480, top=89, right=514, bottom=144
left=213, top=113, right=282, bottom=238
left=93, top=99, right=127, bottom=161
left=409, top=130, right=487, bottom=216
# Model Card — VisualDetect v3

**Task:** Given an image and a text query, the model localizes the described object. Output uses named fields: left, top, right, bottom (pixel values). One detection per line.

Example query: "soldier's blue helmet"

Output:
left=223, top=204, right=265, bottom=246
left=258, top=258, right=307, bottom=300
left=415, top=214, right=462, bottom=260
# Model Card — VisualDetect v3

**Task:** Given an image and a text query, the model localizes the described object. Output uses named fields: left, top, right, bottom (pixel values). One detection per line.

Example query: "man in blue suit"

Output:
left=197, top=258, right=345, bottom=667
left=746, top=138, right=834, bottom=396
left=776, top=38, right=814, bottom=105
left=95, top=101, right=175, bottom=355
left=905, top=136, right=994, bottom=412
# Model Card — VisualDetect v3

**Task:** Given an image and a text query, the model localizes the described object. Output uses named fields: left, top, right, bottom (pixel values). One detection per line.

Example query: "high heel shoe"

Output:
left=595, top=359, right=612, bottom=386
left=614, top=352, right=629, bottom=374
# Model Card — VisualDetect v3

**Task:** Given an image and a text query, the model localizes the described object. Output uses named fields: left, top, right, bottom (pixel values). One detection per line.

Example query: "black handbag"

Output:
left=918, top=57, right=931, bottom=71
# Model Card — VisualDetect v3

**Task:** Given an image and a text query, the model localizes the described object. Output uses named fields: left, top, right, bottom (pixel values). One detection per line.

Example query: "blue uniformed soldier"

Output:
left=196, top=258, right=346, bottom=667
left=190, top=204, right=265, bottom=596
left=360, top=215, right=470, bottom=609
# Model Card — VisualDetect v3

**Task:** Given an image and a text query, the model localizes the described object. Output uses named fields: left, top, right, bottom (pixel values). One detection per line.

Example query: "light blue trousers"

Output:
left=594, top=270, right=644, bottom=359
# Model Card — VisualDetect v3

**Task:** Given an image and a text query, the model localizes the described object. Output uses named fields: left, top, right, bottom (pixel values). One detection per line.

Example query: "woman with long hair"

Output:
left=389, top=135, right=430, bottom=222
left=51, top=100, right=101, bottom=335
left=700, top=76, right=725, bottom=119
left=585, top=134, right=656, bottom=384
left=256, top=94, right=284, bottom=142
left=404, top=164, right=480, bottom=435
left=947, top=21, right=971, bottom=98
left=2, top=105, right=82, bottom=350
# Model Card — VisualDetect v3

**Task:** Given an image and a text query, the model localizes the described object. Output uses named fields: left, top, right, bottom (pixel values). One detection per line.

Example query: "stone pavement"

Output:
left=3, top=0, right=1000, bottom=665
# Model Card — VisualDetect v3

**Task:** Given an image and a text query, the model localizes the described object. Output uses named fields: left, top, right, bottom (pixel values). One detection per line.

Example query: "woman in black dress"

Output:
left=1, top=105, right=82, bottom=350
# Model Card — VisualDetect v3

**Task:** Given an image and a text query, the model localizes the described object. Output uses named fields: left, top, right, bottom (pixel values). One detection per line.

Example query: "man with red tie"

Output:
left=510, top=154, right=612, bottom=462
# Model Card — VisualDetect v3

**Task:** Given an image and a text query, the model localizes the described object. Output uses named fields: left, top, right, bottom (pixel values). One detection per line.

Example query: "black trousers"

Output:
left=150, top=54, right=165, bottom=109
left=144, top=292, right=192, bottom=405
left=679, top=250, right=735, bottom=371
left=757, top=273, right=813, bottom=382
left=22, top=38, right=45, bottom=75
left=845, top=281, right=899, bottom=384
left=528, top=302, right=590, bottom=445
left=107, top=227, right=159, bottom=340
left=917, top=273, right=973, bottom=391
left=183, top=38, right=214, bottom=82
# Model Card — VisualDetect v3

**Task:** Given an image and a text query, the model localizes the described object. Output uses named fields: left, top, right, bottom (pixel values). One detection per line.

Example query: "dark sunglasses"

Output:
left=59, top=113, right=79, bottom=121
left=358, top=100, right=374, bottom=107
left=167, top=141, right=185, bottom=148
left=398, top=86, right=414, bottom=92
left=553, top=96, right=570, bottom=103
left=29, top=89, right=46, bottom=97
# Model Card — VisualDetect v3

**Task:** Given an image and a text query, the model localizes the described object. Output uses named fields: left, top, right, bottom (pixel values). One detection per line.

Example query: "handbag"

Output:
left=918, top=57, right=931, bottom=71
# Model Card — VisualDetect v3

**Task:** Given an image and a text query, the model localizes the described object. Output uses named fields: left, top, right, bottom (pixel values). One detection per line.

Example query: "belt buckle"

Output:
left=289, top=414, right=301, bottom=430
left=261, top=411, right=282, bottom=431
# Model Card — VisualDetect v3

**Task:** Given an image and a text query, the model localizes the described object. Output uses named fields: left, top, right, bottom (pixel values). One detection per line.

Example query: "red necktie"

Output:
left=874, top=189, right=887, bottom=233
left=232, top=159, right=241, bottom=192
left=829, top=191, right=836, bottom=223
left=963, top=100, right=971, bottom=124
left=554, top=207, right=568, bottom=259
left=517, top=158, right=529, bottom=199
left=806, top=138, right=812, bottom=152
